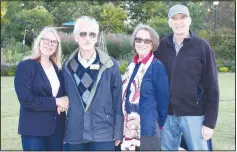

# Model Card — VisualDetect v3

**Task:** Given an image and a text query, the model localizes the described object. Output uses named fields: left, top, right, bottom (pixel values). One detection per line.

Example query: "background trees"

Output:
left=1, top=0, right=235, bottom=68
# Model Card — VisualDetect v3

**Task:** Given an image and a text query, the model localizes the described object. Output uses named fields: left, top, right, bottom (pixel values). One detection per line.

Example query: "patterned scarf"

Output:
left=121, top=54, right=154, bottom=150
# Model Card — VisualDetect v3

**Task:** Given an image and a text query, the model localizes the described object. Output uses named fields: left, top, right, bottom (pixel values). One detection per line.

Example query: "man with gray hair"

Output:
left=154, top=4, right=219, bottom=150
left=62, top=16, right=123, bottom=150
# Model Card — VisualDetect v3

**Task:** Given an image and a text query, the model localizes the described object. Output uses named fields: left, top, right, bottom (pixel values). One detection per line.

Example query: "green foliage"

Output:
left=1, top=1, right=22, bottom=25
left=106, top=39, right=121, bottom=59
left=218, top=67, right=229, bottom=72
left=149, top=17, right=172, bottom=38
left=1, top=1, right=7, bottom=20
left=186, top=2, right=209, bottom=32
left=216, top=60, right=235, bottom=73
left=216, top=60, right=224, bottom=65
left=1, top=42, right=31, bottom=64
left=100, top=3, right=128, bottom=33
left=1, top=63, right=17, bottom=76
left=211, top=29, right=235, bottom=60
left=51, top=2, right=89, bottom=26
left=61, top=41, right=78, bottom=59
left=58, top=31, right=78, bottom=58
left=105, top=33, right=133, bottom=59
left=216, top=59, right=225, bottom=68
left=3, top=5, right=54, bottom=47
left=119, top=61, right=128, bottom=74
left=198, top=28, right=235, bottom=60
left=121, top=1, right=169, bottom=34
left=230, top=65, right=235, bottom=72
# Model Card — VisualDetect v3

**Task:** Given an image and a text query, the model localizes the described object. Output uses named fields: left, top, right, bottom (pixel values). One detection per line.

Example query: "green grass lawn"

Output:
left=1, top=73, right=236, bottom=150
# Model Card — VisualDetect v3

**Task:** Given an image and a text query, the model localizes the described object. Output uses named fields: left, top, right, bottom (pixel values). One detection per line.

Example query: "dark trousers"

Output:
left=21, top=133, right=64, bottom=151
left=63, top=141, right=115, bottom=151
left=115, top=144, right=140, bottom=151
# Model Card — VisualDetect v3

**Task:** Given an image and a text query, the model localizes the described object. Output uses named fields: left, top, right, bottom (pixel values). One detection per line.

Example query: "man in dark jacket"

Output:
left=62, top=16, right=124, bottom=151
left=154, top=4, right=219, bottom=150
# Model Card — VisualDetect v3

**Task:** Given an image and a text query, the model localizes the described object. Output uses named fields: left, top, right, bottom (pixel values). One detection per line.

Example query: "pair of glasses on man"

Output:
left=78, top=32, right=97, bottom=38
left=42, top=38, right=58, bottom=47
left=135, top=37, right=153, bottom=44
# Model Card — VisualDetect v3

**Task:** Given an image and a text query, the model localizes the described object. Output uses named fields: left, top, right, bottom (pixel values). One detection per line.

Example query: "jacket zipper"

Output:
left=65, top=63, right=86, bottom=112
left=169, top=46, right=182, bottom=115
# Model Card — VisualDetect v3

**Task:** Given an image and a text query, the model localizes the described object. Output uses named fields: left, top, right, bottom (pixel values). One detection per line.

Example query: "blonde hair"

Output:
left=131, top=24, right=160, bottom=52
left=26, top=27, right=62, bottom=68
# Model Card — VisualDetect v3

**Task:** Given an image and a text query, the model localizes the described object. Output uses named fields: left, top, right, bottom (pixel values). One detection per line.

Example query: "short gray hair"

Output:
left=73, top=16, right=99, bottom=34
left=131, top=24, right=160, bottom=52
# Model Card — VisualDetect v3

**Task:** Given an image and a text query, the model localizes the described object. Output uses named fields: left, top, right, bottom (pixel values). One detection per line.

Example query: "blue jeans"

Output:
left=161, top=115, right=210, bottom=150
left=21, top=133, right=64, bottom=151
left=63, top=141, right=115, bottom=151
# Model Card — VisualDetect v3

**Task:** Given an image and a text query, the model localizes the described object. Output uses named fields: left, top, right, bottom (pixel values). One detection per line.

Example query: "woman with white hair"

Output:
left=120, top=24, right=170, bottom=150
left=14, top=27, right=69, bottom=150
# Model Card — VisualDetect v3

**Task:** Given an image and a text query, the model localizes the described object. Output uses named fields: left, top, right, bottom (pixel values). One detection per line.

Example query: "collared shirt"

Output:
left=78, top=50, right=96, bottom=68
left=133, top=52, right=153, bottom=64
left=173, top=34, right=190, bottom=55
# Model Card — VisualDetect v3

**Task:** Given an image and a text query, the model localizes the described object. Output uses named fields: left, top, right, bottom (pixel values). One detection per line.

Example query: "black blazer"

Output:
left=14, top=59, right=66, bottom=136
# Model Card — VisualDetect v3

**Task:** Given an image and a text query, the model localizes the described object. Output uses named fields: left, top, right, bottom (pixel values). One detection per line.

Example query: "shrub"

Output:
left=106, top=39, right=121, bottom=59
left=61, top=40, right=78, bottom=58
left=216, top=59, right=224, bottom=68
left=223, top=60, right=234, bottom=69
left=58, top=32, right=134, bottom=60
left=119, top=61, right=128, bottom=74
left=216, top=60, right=224, bottom=65
left=218, top=67, right=229, bottom=72
left=230, top=65, right=235, bottom=72
left=105, top=33, right=133, bottom=59
left=1, top=63, right=17, bottom=76
left=1, top=41, right=31, bottom=64
left=58, top=31, right=78, bottom=58
left=198, top=28, right=235, bottom=60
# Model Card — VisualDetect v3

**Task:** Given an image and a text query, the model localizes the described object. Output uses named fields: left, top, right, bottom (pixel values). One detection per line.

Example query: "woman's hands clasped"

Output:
left=56, top=96, right=69, bottom=115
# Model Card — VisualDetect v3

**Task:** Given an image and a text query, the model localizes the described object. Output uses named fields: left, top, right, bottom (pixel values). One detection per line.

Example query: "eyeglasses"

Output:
left=78, top=32, right=97, bottom=38
left=42, top=38, right=58, bottom=46
left=135, top=37, right=152, bottom=44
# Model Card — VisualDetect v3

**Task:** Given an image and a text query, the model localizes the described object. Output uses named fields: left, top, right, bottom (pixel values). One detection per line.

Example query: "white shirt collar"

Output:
left=78, top=50, right=96, bottom=68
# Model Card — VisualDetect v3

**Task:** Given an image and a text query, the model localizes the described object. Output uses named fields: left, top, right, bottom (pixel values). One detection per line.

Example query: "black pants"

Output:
left=115, top=144, right=140, bottom=151
left=63, top=141, right=115, bottom=151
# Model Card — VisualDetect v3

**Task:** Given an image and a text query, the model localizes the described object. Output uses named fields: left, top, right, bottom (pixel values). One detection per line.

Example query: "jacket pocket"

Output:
left=103, top=103, right=113, bottom=126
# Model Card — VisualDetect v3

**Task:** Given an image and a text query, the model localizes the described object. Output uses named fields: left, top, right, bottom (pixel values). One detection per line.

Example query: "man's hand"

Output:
left=202, top=125, right=214, bottom=140
left=115, top=140, right=121, bottom=146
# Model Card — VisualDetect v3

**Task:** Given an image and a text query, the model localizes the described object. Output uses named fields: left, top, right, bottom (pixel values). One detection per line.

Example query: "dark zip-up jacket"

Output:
left=154, top=31, right=220, bottom=129
left=62, top=48, right=124, bottom=144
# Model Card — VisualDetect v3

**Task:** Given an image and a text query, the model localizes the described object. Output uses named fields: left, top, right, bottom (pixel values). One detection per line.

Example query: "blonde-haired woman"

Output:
left=121, top=24, right=170, bottom=150
left=14, top=27, right=69, bottom=150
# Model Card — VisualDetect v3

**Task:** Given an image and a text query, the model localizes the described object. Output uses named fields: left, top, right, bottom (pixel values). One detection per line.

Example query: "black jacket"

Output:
left=14, top=59, right=66, bottom=136
left=154, top=31, right=219, bottom=129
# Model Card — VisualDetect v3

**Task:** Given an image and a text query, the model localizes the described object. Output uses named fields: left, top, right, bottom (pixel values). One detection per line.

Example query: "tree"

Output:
left=6, top=6, right=54, bottom=47
left=50, top=2, right=92, bottom=26
left=99, top=3, right=128, bottom=33
left=214, top=1, right=235, bottom=30
left=1, top=1, right=7, bottom=19
left=149, top=17, right=172, bottom=38
left=121, top=1, right=169, bottom=33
